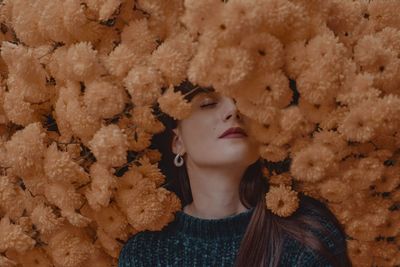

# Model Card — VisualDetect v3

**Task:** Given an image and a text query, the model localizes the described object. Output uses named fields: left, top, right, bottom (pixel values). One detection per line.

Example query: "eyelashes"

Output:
left=200, top=102, right=217, bottom=108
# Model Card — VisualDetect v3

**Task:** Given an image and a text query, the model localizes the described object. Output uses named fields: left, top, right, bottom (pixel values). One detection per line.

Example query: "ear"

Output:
left=171, top=128, right=185, bottom=155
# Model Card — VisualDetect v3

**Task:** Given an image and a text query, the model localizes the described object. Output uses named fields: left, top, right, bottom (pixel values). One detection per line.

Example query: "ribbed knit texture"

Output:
left=118, top=205, right=347, bottom=267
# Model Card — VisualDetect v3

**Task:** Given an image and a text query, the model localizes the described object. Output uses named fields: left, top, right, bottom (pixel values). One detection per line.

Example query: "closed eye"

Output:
left=200, top=102, right=217, bottom=108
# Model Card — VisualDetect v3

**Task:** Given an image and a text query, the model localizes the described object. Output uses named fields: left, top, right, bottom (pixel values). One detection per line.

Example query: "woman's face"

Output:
left=172, top=90, right=261, bottom=169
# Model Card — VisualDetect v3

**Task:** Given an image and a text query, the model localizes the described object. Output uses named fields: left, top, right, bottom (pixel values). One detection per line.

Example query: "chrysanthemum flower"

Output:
left=135, top=0, right=183, bottom=39
left=284, top=40, right=308, bottom=79
left=122, top=122, right=153, bottom=152
left=0, top=175, right=25, bottom=221
left=83, top=79, right=127, bottom=118
left=368, top=0, right=400, bottom=31
left=67, top=105, right=103, bottom=145
left=121, top=18, right=158, bottom=53
left=157, top=85, right=192, bottom=120
left=379, top=211, right=400, bottom=237
left=260, top=0, right=311, bottom=44
left=125, top=191, right=165, bottom=232
left=312, top=130, right=350, bottom=160
left=137, top=155, right=166, bottom=187
left=345, top=218, right=379, bottom=241
left=88, top=124, right=129, bottom=167
left=208, top=46, right=254, bottom=89
left=259, top=143, right=288, bottom=163
left=5, top=0, right=48, bottom=46
left=0, top=216, right=36, bottom=253
left=342, top=157, right=385, bottom=191
left=326, top=0, right=363, bottom=48
left=377, top=94, right=400, bottom=134
left=44, top=181, right=91, bottom=227
left=131, top=105, right=166, bottom=134
left=12, top=247, right=53, bottom=267
left=66, top=42, right=102, bottom=82
left=96, top=227, right=121, bottom=258
left=126, top=187, right=181, bottom=232
left=280, top=106, right=314, bottom=137
left=298, top=97, right=336, bottom=124
left=115, top=168, right=159, bottom=213
left=337, top=102, right=381, bottom=143
left=103, top=44, right=145, bottom=78
left=37, top=0, right=75, bottom=44
left=374, top=165, right=400, bottom=193
left=236, top=70, right=292, bottom=109
left=85, top=0, right=122, bottom=21
left=49, top=42, right=102, bottom=83
left=354, top=29, right=400, bottom=94
left=319, top=105, right=349, bottom=131
left=0, top=42, right=48, bottom=87
left=289, top=136, right=313, bottom=156
left=30, top=203, right=64, bottom=236
left=4, top=122, right=46, bottom=178
left=291, top=143, right=337, bottom=182
left=336, top=73, right=381, bottom=108
left=43, top=182, right=82, bottom=211
left=47, top=225, right=94, bottom=267
left=235, top=97, right=279, bottom=126
left=347, top=239, right=373, bottom=266
left=187, top=38, right=218, bottom=87
left=3, top=89, right=39, bottom=126
left=44, top=142, right=90, bottom=185
left=218, top=0, right=264, bottom=40
left=246, top=117, right=281, bottom=144
left=267, top=172, right=293, bottom=186
left=85, top=162, right=117, bottom=211
left=306, top=32, right=346, bottom=66
left=297, top=63, right=341, bottom=105
left=92, top=203, right=129, bottom=240
left=265, top=184, right=299, bottom=217
left=123, top=65, right=164, bottom=106
left=151, top=31, right=195, bottom=85
left=181, top=0, right=224, bottom=36
left=318, top=178, right=350, bottom=203
left=0, top=254, right=16, bottom=267
left=63, top=0, right=104, bottom=42
left=142, top=149, right=162, bottom=164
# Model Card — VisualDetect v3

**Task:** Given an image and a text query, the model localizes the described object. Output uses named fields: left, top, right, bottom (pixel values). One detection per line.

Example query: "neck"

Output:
left=174, top=206, right=255, bottom=239
left=183, top=204, right=250, bottom=219
left=183, top=158, right=250, bottom=219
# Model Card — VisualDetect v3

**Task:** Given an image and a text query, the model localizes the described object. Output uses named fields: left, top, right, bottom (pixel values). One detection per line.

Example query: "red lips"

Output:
left=219, top=127, right=247, bottom=138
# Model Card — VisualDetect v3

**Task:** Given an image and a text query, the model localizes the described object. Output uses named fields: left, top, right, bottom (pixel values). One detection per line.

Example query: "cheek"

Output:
left=180, top=116, right=218, bottom=152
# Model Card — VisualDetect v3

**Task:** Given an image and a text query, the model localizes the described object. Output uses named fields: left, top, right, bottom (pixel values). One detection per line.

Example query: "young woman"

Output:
left=118, top=80, right=352, bottom=267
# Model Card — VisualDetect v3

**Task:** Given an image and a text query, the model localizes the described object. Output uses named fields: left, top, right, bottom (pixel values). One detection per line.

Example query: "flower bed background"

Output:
left=0, top=0, right=399, bottom=266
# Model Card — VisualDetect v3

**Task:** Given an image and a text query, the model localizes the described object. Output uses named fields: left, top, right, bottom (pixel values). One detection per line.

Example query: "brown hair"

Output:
left=151, top=80, right=352, bottom=267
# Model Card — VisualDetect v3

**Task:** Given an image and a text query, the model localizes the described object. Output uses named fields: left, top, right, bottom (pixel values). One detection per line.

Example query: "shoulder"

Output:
left=118, top=229, right=171, bottom=267
left=285, top=194, right=350, bottom=265
left=118, top=231, right=150, bottom=267
left=298, top=194, right=347, bottom=249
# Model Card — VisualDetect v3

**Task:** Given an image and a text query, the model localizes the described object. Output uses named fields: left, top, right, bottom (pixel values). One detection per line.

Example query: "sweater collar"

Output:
left=170, top=207, right=255, bottom=239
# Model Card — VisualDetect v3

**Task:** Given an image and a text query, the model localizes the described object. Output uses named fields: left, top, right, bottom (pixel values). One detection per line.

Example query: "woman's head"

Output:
left=153, top=80, right=264, bottom=205
left=171, top=86, right=261, bottom=172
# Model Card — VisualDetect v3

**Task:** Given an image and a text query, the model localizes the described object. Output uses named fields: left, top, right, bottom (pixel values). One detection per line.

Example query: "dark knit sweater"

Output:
left=118, top=203, right=348, bottom=267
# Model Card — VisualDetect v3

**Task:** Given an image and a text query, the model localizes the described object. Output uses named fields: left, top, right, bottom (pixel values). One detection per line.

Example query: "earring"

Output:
left=174, top=153, right=184, bottom=167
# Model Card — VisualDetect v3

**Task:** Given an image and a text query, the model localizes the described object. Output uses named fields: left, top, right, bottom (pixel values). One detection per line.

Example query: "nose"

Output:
left=222, top=97, right=242, bottom=122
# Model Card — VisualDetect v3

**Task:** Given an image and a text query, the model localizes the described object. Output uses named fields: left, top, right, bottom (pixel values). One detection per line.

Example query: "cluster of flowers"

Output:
left=0, top=0, right=399, bottom=266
